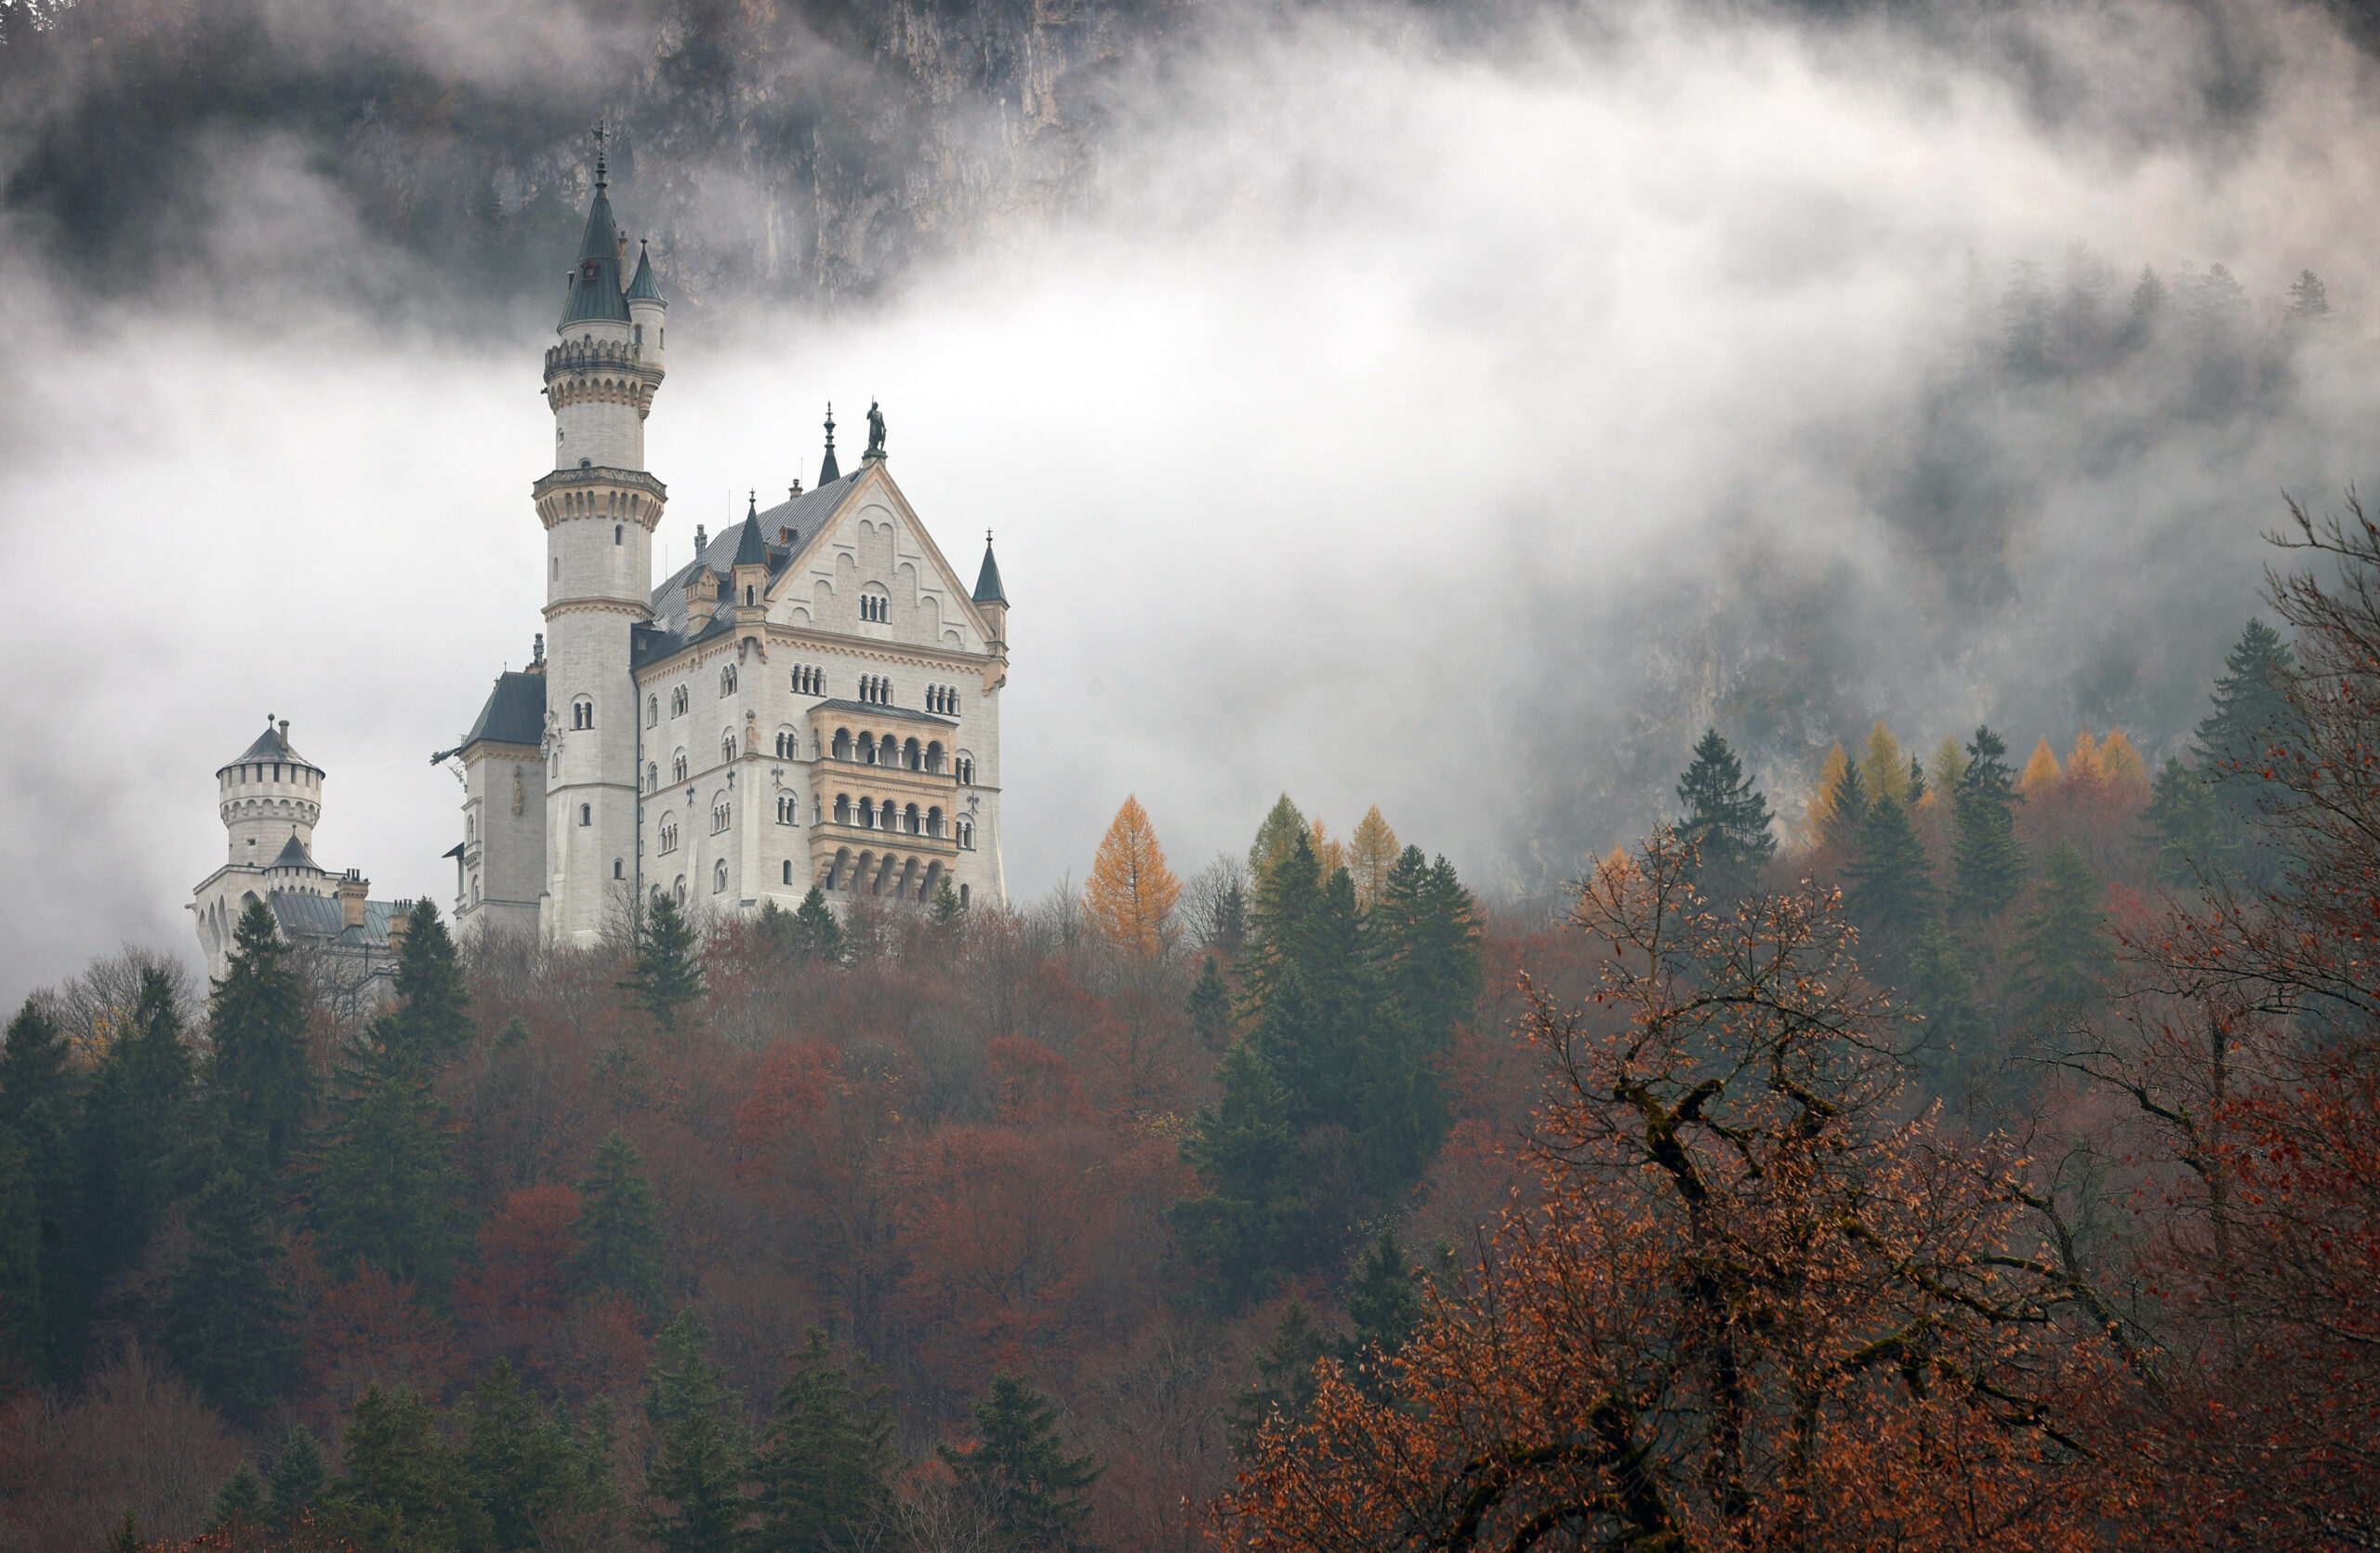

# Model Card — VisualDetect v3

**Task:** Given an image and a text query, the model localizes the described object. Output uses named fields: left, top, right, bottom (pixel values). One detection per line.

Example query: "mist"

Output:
left=3, top=0, right=2377, bottom=1005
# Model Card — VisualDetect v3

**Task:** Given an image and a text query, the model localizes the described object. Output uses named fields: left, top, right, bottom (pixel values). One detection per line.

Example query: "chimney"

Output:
left=337, top=869, right=370, bottom=929
left=384, top=904, right=412, bottom=958
left=278, top=718, right=291, bottom=741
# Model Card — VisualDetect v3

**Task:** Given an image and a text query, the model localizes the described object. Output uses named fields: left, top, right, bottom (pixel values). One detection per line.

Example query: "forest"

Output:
left=2, top=498, right=2376, bottom=1550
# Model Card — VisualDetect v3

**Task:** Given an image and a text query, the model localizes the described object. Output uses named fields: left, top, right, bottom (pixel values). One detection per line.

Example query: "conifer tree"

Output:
left=312, top=1017, right=469, bottom=1290
left=932, top=880, right=966, bottom=941
left=269, top=1426, right=328, bottom=1530
left=622, top=894, right=706, bottom=1033
left=1906, top=920, right=1991, bottom=1101
left=643, top=1312, right=751, bottom=1553
left=1346, top=807, right=1399, bottom=906
left=938, top=1374, right=1101, bottom=1553
left=1210, top=876, right=1250, bottom=961
left=1240, top=829, right=1326, bottom=1016
left=0, top=1129, right=39, bottom=1374
left=1674, top=728, right=1777, bottom=891
left=1843, top=792, right=1937, bottom=944
left=2018, top=737, right=2062, bottom=791
left=0, top=999, right=72, bottom=1131
left=0, top=999, right=78, bottom=1376
left=390, top=899, right=473, bottom=1060
left=1084, top=796, right=1181, bottom=958
left=1929, top=735, right=1968, bottom=798
left=2098, top=728, right=2149, bottom=796
left=1858, top=721, right=1907, bottom=803
left=2012, top=843, right=2109, bottom=1025
left=1170, top=1040, right=1299, bottom=1307
left=749, top=1328, right=899, bottom=1553
left=1906, top=755, right=1926, bottom=806
left=1951, top=726, right=2025, bottom=920
left=794, top=886, right=846, bottom=965
left=1186, top=956, right=1231, bottom=1048
left=2142, top=754, right=2228, bottom=886
left=324, top=1384, right=489, bottom=1553
left=103, top=1510, right=139, bottom=1553
left=1228, top=1302, right=1329, bottom=1454
left=568, top=1131, right=667, bottom=1315
left=79, top=968, right=198, bottom=1293
left=2193, top=617, right=2304, bottom=882
left=1818, top=750, right=1868, bottom=855
left=457, top=1361, right=604, bottom=1553
left=211, top=1464, right=266, bottom=1531
left=1247, top=796, right=1309, bottom=888
left=1339, top=1228, right=1423, bottom=1395
left=1357, top=850, right=1480, bottom=1191
left=207, top=899, right=314, bottom=1176
left=157, top=1169, right=299, bottom=1424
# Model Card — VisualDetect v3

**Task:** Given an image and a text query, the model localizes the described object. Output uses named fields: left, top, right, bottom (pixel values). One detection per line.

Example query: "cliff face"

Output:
left=0, top=0, right=1192, bottom=315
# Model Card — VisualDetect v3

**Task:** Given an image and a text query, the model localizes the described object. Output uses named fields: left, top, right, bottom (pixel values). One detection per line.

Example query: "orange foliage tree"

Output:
left=1086, top=796, right=1183, bottom=957
left=1214, top=832, right=2136, bottom=1553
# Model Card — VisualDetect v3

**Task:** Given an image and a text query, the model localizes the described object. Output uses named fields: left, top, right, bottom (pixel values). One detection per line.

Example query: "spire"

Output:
left=972, top=529, right=1008, bottom=604
left=593, top=119, right=609, bottom=189
left=626, top=239, right=666, bottom=303
left=734, top=494, right=769, bottom=566
left=818, top=403, right=841, bottom=484
left=562, top=124, right=631, bottom=325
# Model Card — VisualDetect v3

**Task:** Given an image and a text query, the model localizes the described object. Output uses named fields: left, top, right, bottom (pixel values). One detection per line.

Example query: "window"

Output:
left=832, top=728, right=853, bottom=761
left=572, top=698, right=593, bottom=730
left=647, top=696, right=658, bottom=727
left=646, top=762, right=658, bottom=792
left=859, top=798, right=877, bottom=830
left=957, top=755, right=975, bottom=785
left=672, top=752, right=688, bottom=784
left=714, top=859, right=729, bottom=893
left=776, top=795, right=797, bottom=824
left=674, top=875, right=686, bottom=903
left=959, top=819, right=974, bottom=849
left=793, top=666, right=822, bottom=695
left=660, top=818, right=680, bottom=853
left=928, top=806, right=944, bottom=838
left=720, top=665, right=737, bottom=696
left=579, top=803, right=591, bottom=826
left=903, top=803, right=920, bottom=834
left=614, top=858, right=624, bottom=879
left=960, top=883, right=970, bottom=909
left=860, top=591, right=889, bottom=623
left=927, top=740, right=944, bottom=773
left=927, top=684, right=960, bottom=715
left=783, top=860, right=793, bottom=884
left=744, top=585, right=756, bottom=606
left=721, top=734, right=736, bottom=765
left=903, top=738, right=921, bottom=771
left=859, top=732, right=878, bottom=765
left=712, top=799, right=731, bottom=833
left=552, top=557, right=561, bottom=579
left=670, top=685, right=688, bottom=717
left=834, top=793, right=851, bottom=824
left=615, top=524, right=624, bottom=545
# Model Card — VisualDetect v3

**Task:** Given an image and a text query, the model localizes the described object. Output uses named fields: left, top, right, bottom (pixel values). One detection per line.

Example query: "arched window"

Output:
left=859, top=733, right=878, bottom=765
left=646, top=763, right=658, bottom=792
left=928, top=806, right=944, bottom=837
left=673, top=752, right=689, bottom=784
left=615, top=524, right=624, bottom=545
left=721, top=735, right=737, bottom=766
left=647, top=695, right=658, bottom=727
left=776, top=795, right=796, bottom=824
left=835, top=793, right=852, bottom=824
left=670, top=685, right=688, bottom=716
left=957, top=755, right=975, bottom=785
left=960, top=883, right=970, bottom=909
left=714, top=859, right=729, bottom=893
left=783, top=860, right=793, bottom=884
left=904, top=738, right=921, bottom=771
left=720, top=665, right=737, bottom=697
left=712, top=799, right=731, bottom=833
left=572, top=697, right=593, bottom=730
left=614, top=858, right=624, bottom=879
left=904, top=803, right=920, bottom=834
left=660, top=817, right=680, bottom=853
left=832, top=728, right=852, bottom=761
left=744, top=585, right=755, bottom=606
left=673, top=875, right=686, bottom=903
left=927, top=741, right=944, bottom=773
left=578, top=803, right=591, bottom=826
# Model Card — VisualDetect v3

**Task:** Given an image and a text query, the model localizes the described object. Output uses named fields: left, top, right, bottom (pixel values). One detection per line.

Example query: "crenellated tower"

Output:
left=533, top=137, right=669, bottom=945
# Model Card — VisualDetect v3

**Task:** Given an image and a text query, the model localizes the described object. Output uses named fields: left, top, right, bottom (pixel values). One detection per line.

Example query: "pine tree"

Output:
left=312, top=1019, right=469, bottom=1291
left=1356, top=850, right=1479, bottom=1192
left=1818, top=750, right=1868, bottom=855
left=2142, top=754, right=2228, bottom=886
left=643, top=1312, right=751, bottom=1553
left=938, top=1374, right=1100, bottom=1553
left=1906, top=755, right=1927, bottom=807
left=2289, top=269, right=2330, bottom=319
left=1843, top=793, right=1937, bottom=943
left=207, top=899, right=314, bottom=1176
left=749, top=1328, right=899, bottom=1553
left=157, top=1170, right=299, bottom=1424
left=1246, top=795, right=1309, bottom=888
left=269, top=1426, right=329, bottom=1530
left=324, top=1384, right=488, bottom=1553
left=1346, top=807, right=1400, bottom=906
left=79, top=968, right=197, bottom=1292
left=2012, top=843, right=2109, bottom=1026
left=1186, top=956, right=1231, bottom=1048
left=1083, top=796, right=1181, bottom=958
left=212, top=1464, right=267, bottom=1531
left=1674, top=728, right=1778, bottom=891
left=622, top=894, right=707, bottom=1033
left=568, top=1131, right=667, bottom=1315
left=1170, top=1040, right=1299, bottom=1307
left=794, top=887, right=846, bottom=965
left=390, top=899, right=473, bottom=1061
left=1951, top=726, right=2025, bottom=921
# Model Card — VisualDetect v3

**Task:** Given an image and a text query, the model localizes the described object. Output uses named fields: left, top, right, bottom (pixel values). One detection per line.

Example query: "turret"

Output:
left=731, top=497, right=770, bottom=619
left=626, top=239, right=667, bottom=369
left=217, top=716, right=324, bottom=866
left=973, top=531, right=1009, bottom=655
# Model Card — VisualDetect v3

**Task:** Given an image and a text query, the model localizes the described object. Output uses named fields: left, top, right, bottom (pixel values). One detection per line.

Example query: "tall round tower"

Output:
left=217, top=716, right=324, bottom=865
left=534, top=137, right=669, bottom=944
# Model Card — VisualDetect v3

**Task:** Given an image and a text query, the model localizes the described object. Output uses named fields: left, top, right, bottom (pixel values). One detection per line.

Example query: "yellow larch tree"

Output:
left=1804, top=743, right=1851, bottom=845
left=1347, top=806, right=1399, bottom=905
left=2069, top=728, right=2104, bottom=784
left=1859, top=721, right=1908, bottom=803
left=2099, top=728, right=2149, bottom=798
left=2019, top=736, right=2063, bottom=791
left=1085, top=795, right=1182, bottom=957
left=1308, top=817, right=1347, bottom=881
left=1929, top=735, right=1969, bottom=802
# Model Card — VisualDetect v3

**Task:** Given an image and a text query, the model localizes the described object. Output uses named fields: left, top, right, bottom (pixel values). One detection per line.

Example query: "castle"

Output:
left=442, top=144, right=1010, bottom=947
left=192, top=144, right=1010, bottom=978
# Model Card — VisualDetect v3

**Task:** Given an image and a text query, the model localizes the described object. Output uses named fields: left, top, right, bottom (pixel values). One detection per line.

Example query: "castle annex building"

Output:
left=445, top=148, right=1010, bottom=946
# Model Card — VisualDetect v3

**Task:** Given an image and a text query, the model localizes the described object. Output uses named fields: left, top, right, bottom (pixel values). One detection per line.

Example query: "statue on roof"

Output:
left=865, top=399, right=886, bottom=459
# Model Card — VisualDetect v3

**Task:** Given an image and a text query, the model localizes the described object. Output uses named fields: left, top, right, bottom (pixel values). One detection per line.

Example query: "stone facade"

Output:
left=451, top=154, right=1010, bottom=948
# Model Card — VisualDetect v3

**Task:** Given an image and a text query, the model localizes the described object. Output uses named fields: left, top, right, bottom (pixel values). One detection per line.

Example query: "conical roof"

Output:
left=270, top=832, right=316, bottom=869
left=818, top=404, right=840, bottom=484
left=561, top=183, right=631, bottom=325
left=733, top=498, right=770, bottom=567
left=225, top=720, right=314, bottom=772
left=625, top=242, right=666, bottom=303
left=973, top=536, right=1007, bottom=604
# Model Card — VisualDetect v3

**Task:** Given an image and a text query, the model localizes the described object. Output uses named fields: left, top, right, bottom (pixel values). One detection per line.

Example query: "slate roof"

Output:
left=973, top=538, right=1007, bottom=604
left=268, top=892, right=345, bottom=938
left=226, top=723, right=313, bottom=771
left=560, top=186, right=632, bottom=325
left=733, top=504, right=770, bottom=567
left=811, top=697, right=956, bottom=727
left=646, top=477, right=858, bottom=638
left=271, top=833, right=317, bottom=869
left=461, top=671, right=547, bottom=753
left=625, top=242, right=665, bottom=303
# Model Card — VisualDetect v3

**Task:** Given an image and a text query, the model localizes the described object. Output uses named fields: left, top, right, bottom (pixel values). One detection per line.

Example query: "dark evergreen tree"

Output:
left=1907, top=921, right=1992, bottom=1099
left=1239, top=829, right=1326, bottom=1019
left=1674, top=728, right=1778, bottom=891
left=623, top=894, right=707, bottom=1033
left=0, top=1128, right=39, bottom=1374
left=643, top=1312, right=751, bottom=1553
left=323, top=1384, right=489, bottom=1553
left=1338, top=1228, right=1423, bottom=1396
left=1951, top=726, right=2026, bottom=920
left=1907, top=756, right=1927, bottom=805
left=1355, top=850, right=1480, bottom=1193
left=568, top=1131, right=667, bottom=1315
left=206, top=899, right=314, bottom=1176
left=457, top=1361, right=597, bottom=1553
left=932, top=880, right=966, bottom=941
left=938, top=1374, right=1101, bottom=1553
left=1169, top=1041, right=1299, bottom=1307
left=2012, top=843, right=2109, bottom=1027
left=748, top=1328, right=899, bottom=1553
left=2193, top=617, right=2304, bottom=883
left=269, top=1426, right=329, bottom=1530
left=103, top=1509, right=139, bottom=1553
left=390, top=899, right=473, bottom=1061
left=312, top=1019, right=469, bottom=1291
left=1186, top=956, right=1231, bottom=1048
left=1228, top=1301, right=1329, bottom=1455
left=1843, top=793, right=1937, bottom=943
left=0, top=999, right=80, bottom=1377
left=157, top=1170, right=299, bottom=1424
left=1211, top=875, right=1250, bottom=961
left=1246, top=795, right=1308, bottom=887
left=2142, top=754, right=2228, bottom=887
left=1819, top=753, right=1868, bottom=856
left=79, top=968, right=198, bottom=1295
left=0, top=999, right=73, bottom=1131
left=211, top=1464, right=266, bottom=1531
left=794, top=886, right=846, bottom=965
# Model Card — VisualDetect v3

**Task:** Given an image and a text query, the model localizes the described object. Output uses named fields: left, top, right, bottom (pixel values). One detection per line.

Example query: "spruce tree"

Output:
left=157, top=1170, right=299, bottom=1424
left=1906, top=922, right=1992, bottom=1099
left=79, top=968, right=198, bottom=1293
left=1169, top=1040, right=1299, bottom=1307
left=1843, top=793, right=1937, bottom=943
left=793, top=886, right=846, bottom=965
left=324, top=1384, right=488, bottom=1553
left=312, top=1018, right=469, bottom=1290
left=207, top=899, right=314, bottom=1176
left=1228, top=1300, right=1329, bottom=1454
left=2193, top=617, right=2304, bottom=883
left=1246, top=795, right=1309, bottom=888
left=0, top=999, right=72, bottom=1131
left=1819, top=753, right=1868, bottom=855
left=749, top=1329, right=899, bottom=1553
left=1239, top=829, right=1325, bottom=1017
left=642, top=1312, right=751, bottom=1553
left=269, top=1426, right=328, bottom=1530
left=457, top=1361, right=590, bottom=1553
left=1186, top=956, right=1231, bottom=1048
left=1674, top=728, right=1778, bottom=892
left=1, top=1000, right=80, bottom=1377
left=938, top=1374, right=1101, bottom=1553
left=1951, top=726, right=2025, bottom=920
left=0, top=1129, right=39, bottom=1375
left=390, top=899, right=473, bottom=1060
left=1338, top=1228, right=1423, bottom=1398
left=2012, top=843, right=2109, bottom=1025
left=2142, top=753, right=2228, bottom=887
left=623, top=894, right=707, bottom=1032
left=211, top=1464, right=267, bottom=1531
left=568, top=1131, right=667, bottom=1315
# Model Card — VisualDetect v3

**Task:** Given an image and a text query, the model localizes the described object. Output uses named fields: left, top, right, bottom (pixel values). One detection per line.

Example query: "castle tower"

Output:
left=218, top=717, right=324, bottom=864
left=534, top=138, right=669, bottom=944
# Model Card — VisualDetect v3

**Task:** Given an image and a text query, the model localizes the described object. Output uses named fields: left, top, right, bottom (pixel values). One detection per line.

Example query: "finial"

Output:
left=985, top=528, right=994, bottom=544
left=824, top=402, right=836, bottom=444
left=591, top=119, right=609, bottom=189
left=533, top=631, right=545, bottom=663
left=748, top=490, right=758, bottom=518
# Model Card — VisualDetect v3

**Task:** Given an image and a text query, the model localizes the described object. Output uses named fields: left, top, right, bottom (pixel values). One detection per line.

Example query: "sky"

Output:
left=3, top=0, right=2378, bottom=1005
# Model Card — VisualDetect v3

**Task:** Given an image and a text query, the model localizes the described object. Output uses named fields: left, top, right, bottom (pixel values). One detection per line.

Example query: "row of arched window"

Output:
left=776, top=796, right=799, bottom=824
left=828, top=729, right=945, bottom=773
left=793, top=666, right=823, bottom=695
left=859, top=592, right=889, bottom=623
left=774, top=732, right=800, bottom=759
left=818, top=848, right=967, bottom=905
left=925, top=684, right=960, bottom=715
left=828, top=794, right=957, bottom=838
left=720, top=665, right=737, bottom=696
left=711, top=800, right=731, bottom=833
left=858, top=675, right=893, bottom=705
left=658, top=820, right=680, bottom=853
left=224, top=763, right=311, bottom=787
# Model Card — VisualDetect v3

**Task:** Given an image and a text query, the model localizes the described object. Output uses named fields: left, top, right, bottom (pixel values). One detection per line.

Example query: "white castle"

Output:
left=193, top=143, right=1010, bottom=975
